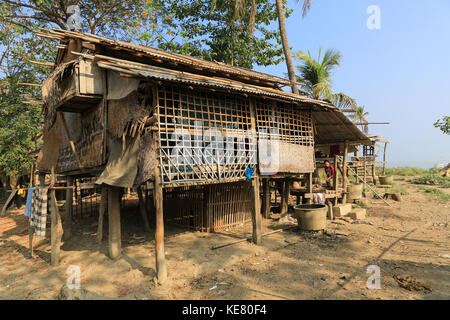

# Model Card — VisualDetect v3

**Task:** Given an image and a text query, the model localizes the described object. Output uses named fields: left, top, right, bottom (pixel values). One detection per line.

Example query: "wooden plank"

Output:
left=108, top=185, right=121, bottom=259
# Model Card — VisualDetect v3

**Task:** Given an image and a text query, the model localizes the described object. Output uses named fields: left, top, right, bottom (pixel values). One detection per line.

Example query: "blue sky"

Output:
left=254, top=0, right=450, bottom=168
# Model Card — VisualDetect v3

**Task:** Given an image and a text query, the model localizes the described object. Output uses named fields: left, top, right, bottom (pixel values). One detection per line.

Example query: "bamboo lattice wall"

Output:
left=157, top=84, right=257, bottom=185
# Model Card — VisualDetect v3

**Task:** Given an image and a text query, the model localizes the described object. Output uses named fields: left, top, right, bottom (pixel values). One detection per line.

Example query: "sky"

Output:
left=253, top=0, right=450, bottom=168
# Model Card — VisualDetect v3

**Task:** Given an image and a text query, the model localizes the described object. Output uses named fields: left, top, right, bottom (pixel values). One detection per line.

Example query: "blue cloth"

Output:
left=246, top=167, right=254, bottom=180
left=24, top=187, right=35, bottom=217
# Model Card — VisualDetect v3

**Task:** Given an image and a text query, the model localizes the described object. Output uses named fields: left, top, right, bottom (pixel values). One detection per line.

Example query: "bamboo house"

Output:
left=35, top=29, right=370, bottom=282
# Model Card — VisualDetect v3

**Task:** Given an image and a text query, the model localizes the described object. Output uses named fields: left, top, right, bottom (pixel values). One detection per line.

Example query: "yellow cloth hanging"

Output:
left=18, top=188, right=26, bottom=198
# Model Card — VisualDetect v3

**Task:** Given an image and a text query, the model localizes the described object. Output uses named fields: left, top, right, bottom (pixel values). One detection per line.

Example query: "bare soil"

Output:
left=0, top=177, right=448, bottom=300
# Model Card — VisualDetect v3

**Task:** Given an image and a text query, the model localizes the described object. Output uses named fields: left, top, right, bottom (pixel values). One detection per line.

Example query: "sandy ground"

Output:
left=0, top=177, right=448, bottom=300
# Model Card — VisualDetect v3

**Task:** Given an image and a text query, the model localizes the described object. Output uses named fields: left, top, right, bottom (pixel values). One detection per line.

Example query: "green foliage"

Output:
left=411, top=174, right=450, bottom=188
left=376, top=167, right=429, bottom=176
left=0, top=0, right=171, bottom=179
left=421, top=187, right=450, bottom=203
left=433, top=116, right=450, bottom=135
left=149, top=0, right=291, bottom=68
left=293, top=48, right=358, bottom=109
left=390, top=184, right=410, bottom=195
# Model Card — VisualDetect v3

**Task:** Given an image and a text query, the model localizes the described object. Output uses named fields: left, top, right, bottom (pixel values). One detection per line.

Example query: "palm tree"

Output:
left=294, top=48, right=358, bottom=109
left=353, top=105, right=369, bottom=133
left=275, top=0, right=313, bottom=95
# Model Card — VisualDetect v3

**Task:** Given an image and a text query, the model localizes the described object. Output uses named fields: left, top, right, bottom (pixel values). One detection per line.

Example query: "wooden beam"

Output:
left=27, top=59, right=54, bottom=67
left=16, top=82, right=43, bottom=87
left=108, top=185, right=121, bottom=259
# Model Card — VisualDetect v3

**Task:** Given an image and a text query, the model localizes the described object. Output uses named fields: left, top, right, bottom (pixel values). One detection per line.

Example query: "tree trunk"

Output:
left=275, top=0, right=299, bottom=95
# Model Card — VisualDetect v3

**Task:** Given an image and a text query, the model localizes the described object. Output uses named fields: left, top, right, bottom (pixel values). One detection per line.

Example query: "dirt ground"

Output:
left=0, top=177, right=448, bottom=300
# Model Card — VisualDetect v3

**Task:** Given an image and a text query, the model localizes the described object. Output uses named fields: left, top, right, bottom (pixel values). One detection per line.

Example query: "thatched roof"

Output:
left=39, top=28, right=370, bottom=146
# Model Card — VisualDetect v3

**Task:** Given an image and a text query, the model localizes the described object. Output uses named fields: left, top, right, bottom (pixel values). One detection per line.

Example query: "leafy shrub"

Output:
left=411, top=175, right=450, bottom=188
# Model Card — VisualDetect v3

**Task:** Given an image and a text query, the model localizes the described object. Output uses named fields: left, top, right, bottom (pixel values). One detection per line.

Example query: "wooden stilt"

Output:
left=342, top=142, right=349, bottom=204
left=108, top=185, right=121, bottom=259
left=97, top=184, right=107, bottom=245
left=50, top=169, right=62, bottom=266
left=307, top=172, right=313, bottom=204
left=262, top=178, right=271, bottom=219
left=29, top=226, right=34, bottom=258
left=154, top=175, right=167, bottom=283
left=64, top=176, right=73, bottom=240
left=281, top=179, right=289, bottom=214
left=251, top=177, right=262, bottom=245
left=383, top=142, right=387, bottom=175
left=137, top=185, right=151, bottom=232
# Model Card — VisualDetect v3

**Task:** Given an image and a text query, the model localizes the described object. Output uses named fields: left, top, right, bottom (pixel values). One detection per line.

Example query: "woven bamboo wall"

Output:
left=164, top=181, right=252, bottom=232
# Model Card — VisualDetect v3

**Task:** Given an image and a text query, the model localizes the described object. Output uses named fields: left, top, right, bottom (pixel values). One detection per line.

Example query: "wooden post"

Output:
left=281, top=179, right=289, bottom=214
left=342, top=142, right=349, bottom=204
left=327, top=201, right=334, bottom=220
left=137, top=185, right=151, bottom=232
left=307, top=172, right=313, bottom=204
left=64, top=176, right=73, bottom=240
left=154, top=170, right=167, bottom=283
left=262, top=178, right=271, bottom=219
left=372, top=161, right=377, bottom=185
left=251, top=177, right=262, bottom=245
left=249, top=97, right=262, bottom=244
left=97, top=184, right=107, bottom=245
left=108, top=185, right=121, bottom=259
left=383, top=142, right=387, bottom=175
left=50, top=168, right=62, bottom=266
